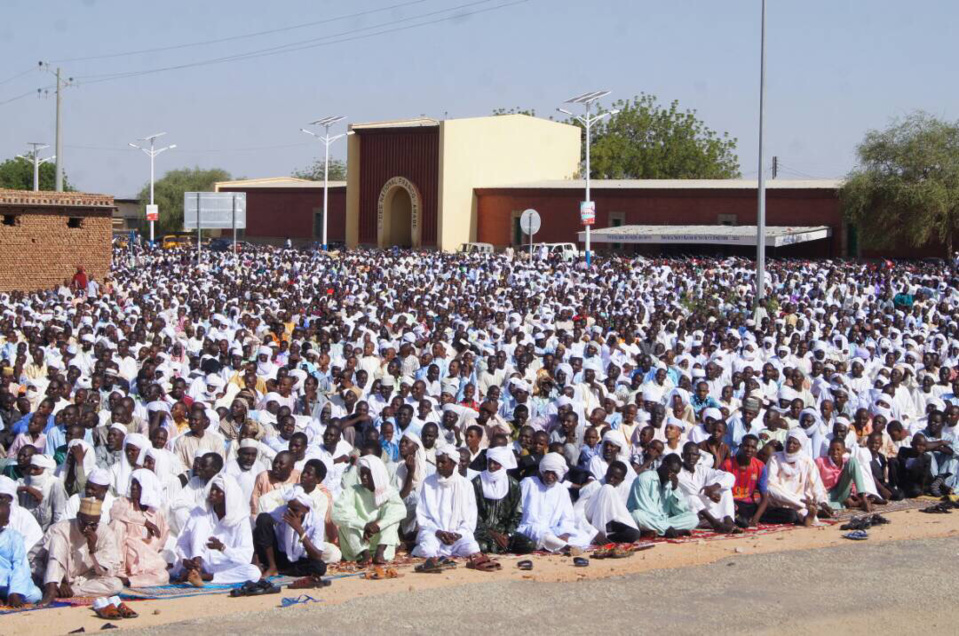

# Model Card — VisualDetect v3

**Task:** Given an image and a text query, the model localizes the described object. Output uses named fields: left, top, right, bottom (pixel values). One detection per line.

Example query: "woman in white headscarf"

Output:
left=109, top=469, right=170, bottom=587
left=766, top=429, right=831, bottom=525
left=333, top=455, right=406, bottom=565
left=516, top=452, right=594, bottom=553
left=17, top=454, right=68, bottom=531
left=108, top=433, right=148, bottom=497
left=470, top=445, right=532, bottom=554
left=587, top=429, right=636, bottom=488
left=173, top=475, right=261, bottom=586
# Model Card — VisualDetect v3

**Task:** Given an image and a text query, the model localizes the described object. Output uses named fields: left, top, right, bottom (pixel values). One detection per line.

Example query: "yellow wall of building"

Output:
left=345, top=133, right=362, bottom=247
left=437, top=115, right=581, bottom=251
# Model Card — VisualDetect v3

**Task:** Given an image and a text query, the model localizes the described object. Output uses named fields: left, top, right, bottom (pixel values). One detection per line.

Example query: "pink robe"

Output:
left=108, top=497, right=170, bottom=587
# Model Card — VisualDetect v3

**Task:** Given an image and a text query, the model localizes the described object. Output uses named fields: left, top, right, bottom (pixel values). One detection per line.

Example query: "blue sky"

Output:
left=1, top=0, right=956, bottom=196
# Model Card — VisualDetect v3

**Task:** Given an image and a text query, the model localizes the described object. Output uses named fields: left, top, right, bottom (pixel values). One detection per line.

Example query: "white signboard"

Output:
left=145, top=204, right=158, bottom=222
left=183, top=192, right=247, bottom=230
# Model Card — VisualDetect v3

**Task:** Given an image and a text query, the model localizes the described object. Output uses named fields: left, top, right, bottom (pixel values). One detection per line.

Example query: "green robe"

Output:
left=626, top=470, right=699, bottom=536
left=332, top=483, right=407, bottom=561
left=470, top=475, right=535, bottom=554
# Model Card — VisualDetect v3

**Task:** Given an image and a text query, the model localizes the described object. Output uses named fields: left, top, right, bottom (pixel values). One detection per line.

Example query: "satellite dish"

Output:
left=520, top=209, right=541, bottom=236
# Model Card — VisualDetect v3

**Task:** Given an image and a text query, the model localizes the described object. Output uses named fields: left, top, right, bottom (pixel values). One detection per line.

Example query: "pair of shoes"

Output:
left=870, top=513, right=890, bottom=525
left=230, top=579, right=282, bottom=597
left=840, top=516, right=873, bottom=531
left=920, top=503, right=952, bottom=514
left=288, top=576, right=331, bottom=589
left=517, top=560, right=533, bottom=571
left=93, top=598, right=138, bottom=620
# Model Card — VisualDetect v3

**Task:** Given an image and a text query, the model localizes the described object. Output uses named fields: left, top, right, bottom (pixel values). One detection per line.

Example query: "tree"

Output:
left=842, top=112, right=959, bottom=256
left=0, top=157, right=74, bottom=191
left=291, top=159, right=347, bottom=182
left=582, top=94, right=740, bottom=179
left=492, top=107, right=550, bottom=119
left=137, top=167, right=231, bottom=235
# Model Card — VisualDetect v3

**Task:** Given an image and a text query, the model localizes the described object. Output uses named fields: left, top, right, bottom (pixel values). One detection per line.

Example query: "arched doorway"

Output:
left=388, top=188, right=413, bottom=247
left=377, top=176, right=421, bottom=248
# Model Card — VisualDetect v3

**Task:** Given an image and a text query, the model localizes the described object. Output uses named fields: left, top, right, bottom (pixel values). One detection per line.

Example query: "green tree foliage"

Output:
left=842, top=112, right=959, bottom=256
left=582, top=94, right=740, bottom=179
left=492, top=107, right=548, bottom=118
left=0, top=157, right=73, bottom=191
left=291, top=159, right=347, bottom=182
left=137, top=167, right=231, bottom=235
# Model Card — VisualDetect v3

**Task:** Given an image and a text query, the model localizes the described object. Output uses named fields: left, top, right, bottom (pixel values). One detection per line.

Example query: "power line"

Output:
left=72, top=0, right=525, bottom=85
left=0, top=87, right=45, bottom=107
left=65, top=141, right=315, bottom=153
left=49, top=0, right=430, bottom=63
left=0, top=66, right=37, bottom=87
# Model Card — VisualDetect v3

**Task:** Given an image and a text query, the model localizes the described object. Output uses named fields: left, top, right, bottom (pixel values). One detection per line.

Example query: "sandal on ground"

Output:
left=842, top=530, right=869, bottom=541
left=870, top=513, right=890, bottom=525
left=466, top=554, right=501, bottom=572
left=115, top=603, right=138, bottom=619
left=517, top=560, right=533, bottom=571
left=364, top=566, right=401, bottom=580
left=280, top=595, right=321, bottom=608
left=255, top=579, right=282, bottom=594
left=414, top=557, right=445, bottom=574
left=288, top=576, right=330, bottom=590
left=229, top=581, right=260, bottom=597
left=573, top=557, right=589, bottom=567
left=93, top=605, right=121, bottom=620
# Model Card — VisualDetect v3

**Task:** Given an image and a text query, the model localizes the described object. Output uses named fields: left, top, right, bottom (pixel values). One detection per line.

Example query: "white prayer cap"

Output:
left=206, top=374, right=225, bottom=388
left=702, top=407, right=723, bottom=422
left=30, top=455, right=56, bottom=471
left=486, top=445, right=517, bottom=470
left=88, top=468, right=111, bottom=487
left=539, top=452, right=568, bottom=480
left=665, top=416, right=687, bottom=433
left=238, top=438, right=259, bottom=450
left=601, top=429, right=627, bottom=450
left=380, top=375, right=395, bottom=387
left=0, top=475, right=16, bottom=499
left=109, top=423, right=127, bottom=435
left=257, top=346, right=272, bottom=356
left=435, top=443, right=459, bottom=461
left=284, top=485, right=314, bottom=510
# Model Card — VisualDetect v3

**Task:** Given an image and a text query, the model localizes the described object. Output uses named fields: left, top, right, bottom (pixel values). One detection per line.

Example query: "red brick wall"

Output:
left=356, top=128, right=440, bottom=246
left=475, top=187, right=843, bottom=258
left=0, top=207, right=112, bottom=292
left=218, top=187, right=346, bottom=244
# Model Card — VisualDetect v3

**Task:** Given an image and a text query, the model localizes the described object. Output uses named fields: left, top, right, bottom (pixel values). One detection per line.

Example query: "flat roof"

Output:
left=351, top=118, right=440, bottom=131
left=579, top=225, right=832, bottom=247
left=215, top=177, right=346, bottom=191
left=488, top=178, right=843, bottom=191
left=0, top=189, right=115, bottom=209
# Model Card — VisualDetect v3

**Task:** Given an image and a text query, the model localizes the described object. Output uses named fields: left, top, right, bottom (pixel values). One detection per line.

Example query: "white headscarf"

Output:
left=129, top=468, right=162, bottom=509
left=26, top=455, right=56, bottom=497
left=58, top=439, right=96, bottom=478
left=480, top=445, right=516, bottom=500
left=279, top=486, right=317, bottom=561
left=784, top=429, right=807, bottom=463
left=205, top=474, right=248, bottom=527
left=395, top=432, right=426, bottom=494
left=356, top=455, right=392, bottom=507
left=539, top=452, right=568, bottom=483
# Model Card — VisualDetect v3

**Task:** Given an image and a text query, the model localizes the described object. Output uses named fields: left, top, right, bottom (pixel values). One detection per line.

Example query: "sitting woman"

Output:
left=172, top=475, right=261, bottom=586
left=815, top=439, right=873, bottom=514
left=109, top=469, right=170, bottom=587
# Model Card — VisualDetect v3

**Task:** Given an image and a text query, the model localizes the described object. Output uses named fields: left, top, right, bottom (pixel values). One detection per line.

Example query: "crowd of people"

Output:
left=0, top=243, right=957, bottom=611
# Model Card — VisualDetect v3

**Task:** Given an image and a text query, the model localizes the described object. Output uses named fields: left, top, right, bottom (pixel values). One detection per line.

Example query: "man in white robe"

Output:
left=412, top=444, right=480, bottom=558
left=676, top=442, right=739, bottom=533
left=516, top=453, right=595, bottom=552
left=172, top=475, right=261, bottom=586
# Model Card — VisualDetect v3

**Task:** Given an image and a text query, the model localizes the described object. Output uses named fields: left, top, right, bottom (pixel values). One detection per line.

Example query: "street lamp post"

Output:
left=559, top=91, right=619, bottom=267
left=755, top=0, right=768, bottom=314
left=16, top=143, right=54, bottom=191
left=129, top=132, right=176, bottom=247
left=301, top=116, right=347, bottom=251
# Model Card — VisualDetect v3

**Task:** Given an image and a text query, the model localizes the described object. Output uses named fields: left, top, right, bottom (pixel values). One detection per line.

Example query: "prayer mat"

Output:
left=0, top=601, right=72, bottom=614
left=120, top=571, right=367, bottom=600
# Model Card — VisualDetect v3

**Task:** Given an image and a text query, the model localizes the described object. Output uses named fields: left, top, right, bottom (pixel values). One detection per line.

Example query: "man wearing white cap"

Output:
left=18, top=454, right=68, bottom=531
left=412, top=444, right=481, bottom=559
left=64, top=468, right=116, bottom=526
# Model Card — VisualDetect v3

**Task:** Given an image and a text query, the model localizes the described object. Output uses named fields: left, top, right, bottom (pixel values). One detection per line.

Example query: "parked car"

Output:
left=209, top=238, right=232, bottom=252
left=541, top=242, right=579, bottom=261
left=458, top=242, right=494, bottom=254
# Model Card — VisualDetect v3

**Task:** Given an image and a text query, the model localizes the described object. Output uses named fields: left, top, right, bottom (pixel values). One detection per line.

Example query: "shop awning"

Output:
left=578, top=225, right=831, bottom=247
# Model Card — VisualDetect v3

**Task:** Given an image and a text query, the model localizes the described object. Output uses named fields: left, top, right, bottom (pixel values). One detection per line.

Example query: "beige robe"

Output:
left=43, top=519, right=123, bottom=597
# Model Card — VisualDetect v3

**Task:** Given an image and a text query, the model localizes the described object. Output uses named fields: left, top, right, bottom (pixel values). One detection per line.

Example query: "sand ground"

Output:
left=9, top=507, right=959, bottom=635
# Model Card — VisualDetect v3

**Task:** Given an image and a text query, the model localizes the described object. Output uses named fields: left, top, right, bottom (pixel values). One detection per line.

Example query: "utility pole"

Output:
left=40, top=63, right=73, bottom=192
left=772, top=156, right=778, bottom=180
left=558, top=91, right=620, bottom=267
left=301, top=116, right=348, bottom=251
left=129, top=133, right=176, bottom=246
left=16, top=143, right=54, bottom=191
left=55, top=68, right=64, bottom=191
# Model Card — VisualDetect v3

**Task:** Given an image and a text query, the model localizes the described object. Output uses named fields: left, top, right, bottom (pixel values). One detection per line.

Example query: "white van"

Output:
left=542, top=243, right=579, bottom=261
left=459, top=242, right=494, bottom=254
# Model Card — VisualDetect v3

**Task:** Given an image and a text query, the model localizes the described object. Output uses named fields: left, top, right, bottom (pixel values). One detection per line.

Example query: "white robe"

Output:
left=412, top=472, right=479, bottom=558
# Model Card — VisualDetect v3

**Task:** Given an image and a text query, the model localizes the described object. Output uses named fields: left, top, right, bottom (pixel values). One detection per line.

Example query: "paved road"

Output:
left=129, top=538, right=959, bottom=635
